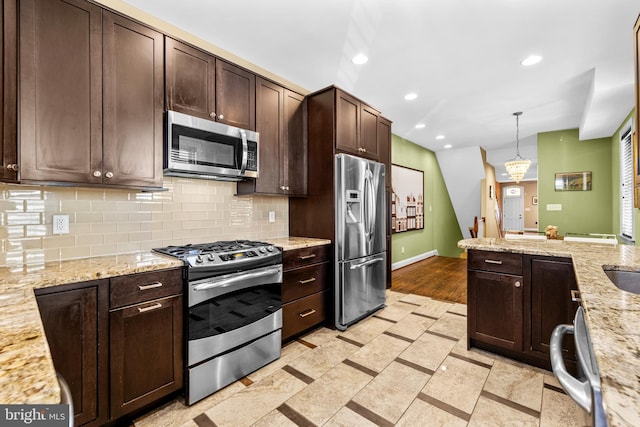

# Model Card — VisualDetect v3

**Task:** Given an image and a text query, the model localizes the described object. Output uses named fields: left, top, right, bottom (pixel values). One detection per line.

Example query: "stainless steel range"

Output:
left=154, top=240, right=282, bottom=405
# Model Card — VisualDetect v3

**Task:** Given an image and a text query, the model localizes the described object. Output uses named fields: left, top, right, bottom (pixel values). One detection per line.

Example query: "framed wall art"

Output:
left=554, top=171, right=592, bottom=191
left=391, top=164, right=424, bottom=233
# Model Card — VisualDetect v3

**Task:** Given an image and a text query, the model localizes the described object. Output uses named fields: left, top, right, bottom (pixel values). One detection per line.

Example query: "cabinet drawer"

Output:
left=110, top=268, right=183, bottom=309
left=283, top=244, right=330, bottom=270
left=282, top=290, right=328, bottom=341
left=468, top=250, right=522, bottom=275
left=283, top=262, right=330, bottom=304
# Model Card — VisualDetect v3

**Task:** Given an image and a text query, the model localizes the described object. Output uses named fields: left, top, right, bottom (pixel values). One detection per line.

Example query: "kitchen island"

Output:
left=459, top=237, right=640, bottom=427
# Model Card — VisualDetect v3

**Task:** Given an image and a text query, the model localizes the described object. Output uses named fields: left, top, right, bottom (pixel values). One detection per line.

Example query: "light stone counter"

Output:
left=0, top=252, right=184, bottom=405
left=267, top=236, right=332, bottom=251
left=459, top=238, right=640, bottom=427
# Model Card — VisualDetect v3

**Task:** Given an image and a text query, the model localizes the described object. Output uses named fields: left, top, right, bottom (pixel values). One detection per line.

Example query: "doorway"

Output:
left=503, top=185, right=524, bottom=231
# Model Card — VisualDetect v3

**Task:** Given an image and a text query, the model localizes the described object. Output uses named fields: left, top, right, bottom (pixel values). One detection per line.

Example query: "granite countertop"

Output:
left=0, top=237, right=330, bottom=406
left=459, top=237, right=640, bottom=427
left=0, top=251, right=184, bottom=405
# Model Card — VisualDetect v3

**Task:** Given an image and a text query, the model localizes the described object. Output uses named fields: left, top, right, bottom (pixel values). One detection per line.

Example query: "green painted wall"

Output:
left=538, top=129, right=612, bottom=235
left=391, top=135, right=463, bottom=261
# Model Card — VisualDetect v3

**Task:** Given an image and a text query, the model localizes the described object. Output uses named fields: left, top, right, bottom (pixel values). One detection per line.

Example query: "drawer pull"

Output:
left=298, top=277, right=317, bottom=284
left=299, top=254, right=317, bottom=260
left=484, top=259, right=503, bottom=265
left=571, top=289, right=581, bottom=302
left=138, top=303, right=162, bottom=313
left=514, top=281, right=521, bottom=288
left=138, top=282, right=163, bottom=291
left=299, top=309, right=316, bottom=318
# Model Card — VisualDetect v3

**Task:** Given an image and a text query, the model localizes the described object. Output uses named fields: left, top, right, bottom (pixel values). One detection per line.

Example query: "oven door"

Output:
left=187, top=265, right=282, bottom=366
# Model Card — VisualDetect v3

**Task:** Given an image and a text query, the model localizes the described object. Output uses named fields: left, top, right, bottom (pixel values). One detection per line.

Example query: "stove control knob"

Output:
left=207, top=254, right=215, bottom=261
left=259, top=247, right=267, bottom=253
left=195, top=255, right=203, bottom=264
left=266, top=246, right=274, bottom=252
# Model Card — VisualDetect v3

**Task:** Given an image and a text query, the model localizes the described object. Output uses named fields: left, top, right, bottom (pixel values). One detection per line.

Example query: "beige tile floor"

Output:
left=135, top=290, right=592, bottom=427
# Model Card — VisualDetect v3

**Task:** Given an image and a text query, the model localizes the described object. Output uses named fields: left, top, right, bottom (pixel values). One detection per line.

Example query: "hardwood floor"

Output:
left=391, top=256, right=467, bottom=304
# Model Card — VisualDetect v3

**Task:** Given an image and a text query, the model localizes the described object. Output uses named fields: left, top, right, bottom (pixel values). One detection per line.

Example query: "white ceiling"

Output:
left=124, top=0, right=639, bottom=182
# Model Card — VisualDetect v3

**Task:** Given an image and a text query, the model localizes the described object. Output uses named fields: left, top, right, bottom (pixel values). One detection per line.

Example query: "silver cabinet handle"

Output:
left=484, top=259, right=503, bottom=265
left=299, top=254, right=316, bottom=260
left=571, top=289, right=581, bottom=302
left=105, top=171, right=114, bottom=179
left=299, top=309, right=316, bottom=318
left=138, top=282, right=162, bottom=291
left=514, top=281, right=521, bottom=288
left=298, top=277, right=316, bottom=284
left=138, top=303, right=162, bottom=313
left=93, top=170, right=102, bottom=177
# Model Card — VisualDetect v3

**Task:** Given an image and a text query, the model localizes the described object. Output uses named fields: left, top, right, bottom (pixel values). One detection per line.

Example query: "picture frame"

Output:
left=532, top=196, right=538, bottom=205
left=391, top=164, right=424, bottom=233
left=555, top=171, right=592, bottom=191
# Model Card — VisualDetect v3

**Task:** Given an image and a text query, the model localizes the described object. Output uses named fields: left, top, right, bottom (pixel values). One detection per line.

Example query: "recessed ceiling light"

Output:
left=404, top=93, right=418, bottom=101
left=352, top=54, right=368, bottom=65
left=444, top=144, right=452, bottom=149
left=415, top=123, right=426, bottom=129
left=435, top=135, right=445, bottom=140
left=521, top=55, right=542, bottom=66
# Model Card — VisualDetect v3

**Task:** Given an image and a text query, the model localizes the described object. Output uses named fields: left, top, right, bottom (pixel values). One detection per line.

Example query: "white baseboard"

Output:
left=391, top=249, right=439, bottom=270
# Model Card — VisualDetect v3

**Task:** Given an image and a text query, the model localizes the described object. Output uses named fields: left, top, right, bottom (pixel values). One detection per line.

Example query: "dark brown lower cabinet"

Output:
left=35, top=280, right=109, bottom=427
left=467, top=270, right=523, bottom=352
left=467, top=250, right=579, bottom=371
left=110, top=294, right=183, bottom=418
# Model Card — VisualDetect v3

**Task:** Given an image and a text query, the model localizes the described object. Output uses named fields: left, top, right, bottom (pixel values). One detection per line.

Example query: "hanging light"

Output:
left=504, top=111, right=530, bottom=183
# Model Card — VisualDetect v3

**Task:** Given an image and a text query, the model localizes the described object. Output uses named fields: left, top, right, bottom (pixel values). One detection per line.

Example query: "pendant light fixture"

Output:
left=504, top=111, right=530, bottom=183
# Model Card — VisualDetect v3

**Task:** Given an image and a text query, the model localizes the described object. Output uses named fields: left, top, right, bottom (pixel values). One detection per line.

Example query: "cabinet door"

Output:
left=19, top=0, right=103, bottom=183
left=0, top=0, right=17, bottom=181
left=36, top=280, right=109, bottom=427
left=360, top=104, right=379, bottom=159
left=530, top=258, right=578, bottom=359
left=165, top=37, right=215, bottom=120
left=110, top=295, right=183, bottom=418
left=378, top=117, right=392, bottom=189
left=335, top=90, right=360, bottom=155
left=468, top=270, right=523, bottom=351
left=215, top=59, right=255, bottom=130
left=283, top=89, right=307, bottom=196
left=102, top=11, right=163, bottom=188
left=254, top=77, right=284, bottom=194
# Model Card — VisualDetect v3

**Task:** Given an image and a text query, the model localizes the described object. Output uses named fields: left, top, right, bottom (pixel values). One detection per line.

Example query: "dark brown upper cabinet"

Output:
left=237, top=77, right=306, bottom=196
left=0, top=0, right=17, bottom=181
left=165, top=37, right=256, bottom=130
left=17, top=0, right=163, bottom=189
left=335, top=89, right=381, bottom=161
left=377, top=116, right=392, bottom=188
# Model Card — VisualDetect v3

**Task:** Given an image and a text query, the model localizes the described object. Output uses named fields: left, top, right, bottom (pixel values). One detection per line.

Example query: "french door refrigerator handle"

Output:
left=349, top=257, right=384, bottom=270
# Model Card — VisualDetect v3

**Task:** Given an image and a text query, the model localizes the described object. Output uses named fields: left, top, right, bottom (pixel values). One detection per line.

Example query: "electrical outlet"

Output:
left=268, top=211, right=276, bottom=223
left=53, top=214, right=69, bottom=234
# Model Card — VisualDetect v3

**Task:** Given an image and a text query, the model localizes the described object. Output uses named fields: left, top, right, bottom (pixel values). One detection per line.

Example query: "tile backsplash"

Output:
left=0, top=177, right=289, bottom=268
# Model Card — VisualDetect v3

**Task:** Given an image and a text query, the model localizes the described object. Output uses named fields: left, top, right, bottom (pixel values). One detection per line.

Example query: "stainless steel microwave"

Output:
left=164, top=110, right=259, bottom=181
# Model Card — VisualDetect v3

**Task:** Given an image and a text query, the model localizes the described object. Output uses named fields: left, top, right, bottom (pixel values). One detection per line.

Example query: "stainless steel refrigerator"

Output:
left=335, top=153, right=387, bottom=330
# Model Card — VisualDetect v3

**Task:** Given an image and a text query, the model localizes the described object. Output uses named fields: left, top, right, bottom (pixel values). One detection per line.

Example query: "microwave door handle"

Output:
left=239, top=129, right=248, bottom=174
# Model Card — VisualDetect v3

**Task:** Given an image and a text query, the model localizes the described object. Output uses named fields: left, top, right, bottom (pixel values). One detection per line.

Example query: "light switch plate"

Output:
left=268, top=211, right=276, bottom=223
left=546, top=204, right=562, bottom=211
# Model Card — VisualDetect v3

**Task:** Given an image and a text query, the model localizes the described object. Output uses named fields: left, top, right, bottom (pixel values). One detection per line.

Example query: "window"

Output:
left=620, top=120, right=634, bottom=241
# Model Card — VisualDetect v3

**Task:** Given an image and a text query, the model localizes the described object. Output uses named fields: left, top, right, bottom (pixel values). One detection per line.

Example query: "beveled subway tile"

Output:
left=60, top=246, right=91, bottom=260
left=59, top=200, right=92, bottom=212
left=468, top=395, right=539, bottom=426
left=285, top=363, right=372, bottom=426
left=6, top=186, right=42, bottom=200
left=6, top=212, right=41, bottom=226
left=25, top=225, right=47, bottom=238
left=483, top=359, right=545, bottom=412
left=396, top=395, right=467, bottom=427
left=422, top=354, right=490, bottom=414
left=352, top=360, right=430, bottom=423
left=347, top=333, right=411, bottom=373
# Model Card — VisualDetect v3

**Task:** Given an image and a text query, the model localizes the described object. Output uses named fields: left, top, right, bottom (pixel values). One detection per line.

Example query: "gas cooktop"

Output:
left=153, top=240, right=282, bottom=278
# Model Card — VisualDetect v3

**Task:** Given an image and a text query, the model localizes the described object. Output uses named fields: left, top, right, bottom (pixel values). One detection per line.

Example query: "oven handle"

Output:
left=192, top=267, right=281, bottom=292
